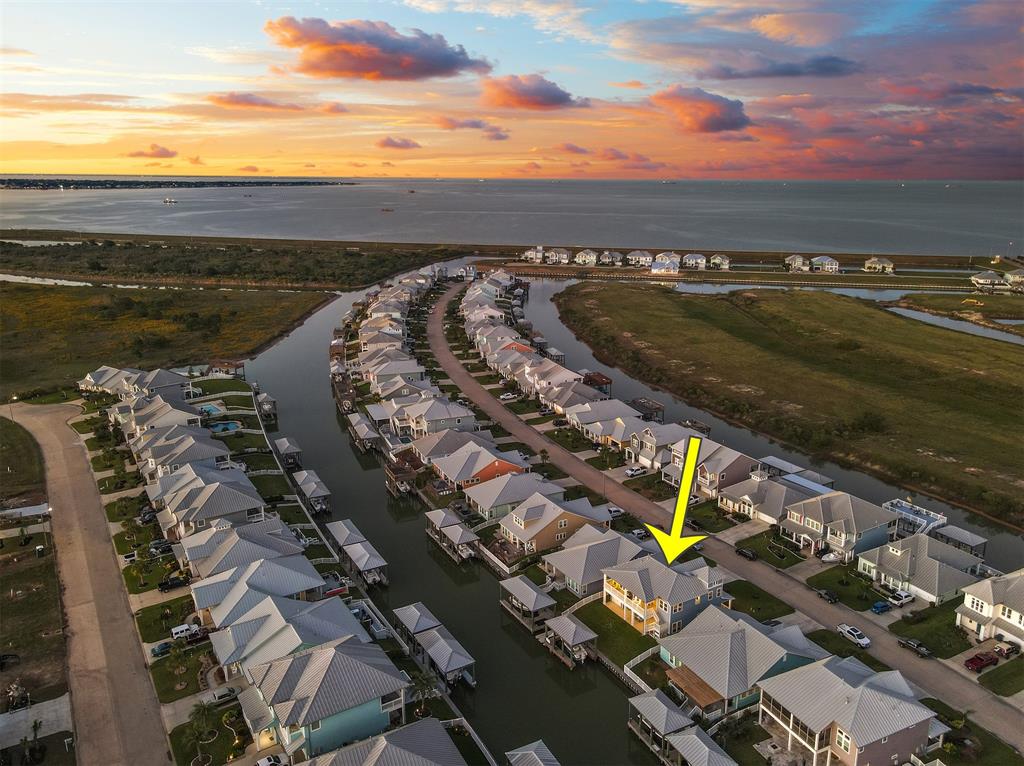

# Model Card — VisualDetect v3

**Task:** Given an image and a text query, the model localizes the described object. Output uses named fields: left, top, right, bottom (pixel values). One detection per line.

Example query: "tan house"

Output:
left=499, top=493, right=611, bottom=557
left=662, top=432, right=759, bottom=498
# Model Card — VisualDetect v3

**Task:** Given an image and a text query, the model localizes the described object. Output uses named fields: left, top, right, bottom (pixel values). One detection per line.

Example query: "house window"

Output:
left=196, top=519, right=205, bottom=528
left=658, top=600, right=669, bottom=611
left=555, top=532, right=566, bottom=542
left=969, top=597, right=985, bottom=613
left=672, top=603, right=683, bottom=613
left=557, top=519, right=568, bottom=529
left=1001, top=605, right=1013, bottom=619
left=310, top=721, right=321, bottom=731
left=836, top=729, right=851, bottom=753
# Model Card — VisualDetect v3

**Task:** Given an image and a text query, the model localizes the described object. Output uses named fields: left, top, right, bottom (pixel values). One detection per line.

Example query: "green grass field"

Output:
left=888, top=596, right=973, bottom=658
left=135, top=595, right=195, bottom=643
left=921, top=698, right=1022, bottom=765
left=978, top=656, right=1024, bottom=697
left=806, top=565, right=881, bottom=611
left=735, top=531, right=804, bottom=568
left=574, top=600, right=657, bottom=665
left=807, top=629, right=890, bottom=672
left=0, top=282, right=324, bottom=398
left=726, top=580, right=795, bottom=620
left=0, top=416, right=46, bottom=505
left=895, top=293, right=1024, bottom=337
left=555, top=284, right=1024, bottom=526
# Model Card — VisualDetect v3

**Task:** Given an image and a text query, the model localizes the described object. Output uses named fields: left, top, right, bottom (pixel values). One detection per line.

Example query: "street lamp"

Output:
left=8, top=394, right=18, bottom=423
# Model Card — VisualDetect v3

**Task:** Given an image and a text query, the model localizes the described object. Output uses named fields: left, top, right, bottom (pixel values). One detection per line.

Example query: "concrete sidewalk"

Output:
left=0, top=694, right=72, bottom=749
left=427, top=283, right=1024, bottom=754
left=11, top=402, right=171, bottom=765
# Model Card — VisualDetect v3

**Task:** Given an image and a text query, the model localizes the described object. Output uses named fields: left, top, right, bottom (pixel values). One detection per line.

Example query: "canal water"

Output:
left=522, top=278, right=1023, bottom=572
left=245, top=273, right=659, bottom=766
left=886, top=307, right=1024, bottom=346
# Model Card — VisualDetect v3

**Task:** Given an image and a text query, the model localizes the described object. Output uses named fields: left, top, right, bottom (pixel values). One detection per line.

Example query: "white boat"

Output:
left=163, top=197, right=178, bottom=204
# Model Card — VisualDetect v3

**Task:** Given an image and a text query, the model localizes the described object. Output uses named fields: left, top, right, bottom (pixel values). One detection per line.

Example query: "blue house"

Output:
left=239, top=636, right=408, bottom=760
left=780, top=491, right=897, bottom=563
left=658, top=605, right=828, bottom=721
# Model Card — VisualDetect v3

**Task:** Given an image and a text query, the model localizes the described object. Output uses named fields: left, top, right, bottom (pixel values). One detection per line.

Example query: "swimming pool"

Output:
left=209, top=421, right=240, bottom=433
left=199, top=403, right=224, bottom=416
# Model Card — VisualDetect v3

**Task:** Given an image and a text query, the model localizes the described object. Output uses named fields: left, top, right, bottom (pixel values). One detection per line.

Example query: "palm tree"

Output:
left=409, top=671, right=439, bottom=717
left=122, top=517, right=141, bottom=542
left=181, top=722, right=207, bottom=765
left=168, top=639, right=187, bottom=674
left=190, top=700, right=217, bottom=735
left=538, top=449, right=549, bottom=466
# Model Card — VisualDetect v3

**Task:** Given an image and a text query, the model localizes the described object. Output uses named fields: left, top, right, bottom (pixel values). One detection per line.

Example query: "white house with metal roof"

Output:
left=955, top=567, right=1024, bottom=648
left=856, top=533, right=987, bottom=604
left=178, top=516, right=303, bottom=578
left=507, top=740, right=561, bottom=766
left=464, top=472, right=565, bottom=520
left=305, top=717, right=469, bottom=766
left=542, top=526, right=645, bottom=597
left=781, top=491, right=897, bottom=562
left=414, top=626, right=476, bottom=689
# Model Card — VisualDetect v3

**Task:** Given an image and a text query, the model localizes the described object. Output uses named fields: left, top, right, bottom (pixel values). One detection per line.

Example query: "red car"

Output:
left=964, top=652, right=999, bottom=673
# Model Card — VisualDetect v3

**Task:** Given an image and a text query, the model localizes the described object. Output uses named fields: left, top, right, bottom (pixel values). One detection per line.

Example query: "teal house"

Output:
left=239, top=636, right=408, bottom=760
left=658, top=606, right=828, bottom=721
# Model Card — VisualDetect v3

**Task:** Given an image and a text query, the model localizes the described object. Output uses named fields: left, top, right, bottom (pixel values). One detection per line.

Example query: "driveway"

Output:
left=428, top=284, right=1024, bottom=753
left=11, top=403, right=170, bottom=765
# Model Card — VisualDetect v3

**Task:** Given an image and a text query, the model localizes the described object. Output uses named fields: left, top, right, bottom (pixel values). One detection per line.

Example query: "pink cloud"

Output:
left=207, top=92, right=304, bottom=111
left=610, top=80, right=647, bottom=89
left=237, top=165, right=261, bottom=172
left=319, top=101, right=348, bottom=114
left=554, top=142, right=590, bottom=154
left=597, top=147, right=629, bottom=161
left=481, top=74, right=589, bottom=110
left=433, top=115, right=509, bottom=140
left=377, top=136, right=421, bottom=149
left=265, top=17, right=491, bottom=80
left=187, top=156, right=205, bottom=165
left=650, top=85, right=751, bottom=132
left=127, top=143, right=177, bottom=158
left=750, top=13, right=854, bottom=47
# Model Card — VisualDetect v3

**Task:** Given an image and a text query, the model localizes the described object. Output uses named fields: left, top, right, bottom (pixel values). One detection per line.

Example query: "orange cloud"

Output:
left=610, top=80, right=647, bottom=89
left=481, top=74, right=589, bottom=110
left=750, top=13, right=854, bottom=47
left=265, top=17, right=491, bottom=80
left=650, top=85, right=751, bottom=132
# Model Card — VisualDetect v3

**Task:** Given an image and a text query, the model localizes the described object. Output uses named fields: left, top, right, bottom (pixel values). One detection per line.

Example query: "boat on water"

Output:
left=396, top=481, right=412, bottom=494
left=163, top=197, right=178, bottom=204
left=381, top=208, right=394, bottom=212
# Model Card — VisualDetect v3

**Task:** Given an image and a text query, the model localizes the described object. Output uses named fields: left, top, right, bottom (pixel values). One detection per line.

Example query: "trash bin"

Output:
left=35, top=544, right=45, bottom=558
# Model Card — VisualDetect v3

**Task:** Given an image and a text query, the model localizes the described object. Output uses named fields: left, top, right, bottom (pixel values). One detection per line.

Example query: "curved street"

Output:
left=427, top=282, right=1024, bottom=754
left=10, top=402, right=170, bottom=766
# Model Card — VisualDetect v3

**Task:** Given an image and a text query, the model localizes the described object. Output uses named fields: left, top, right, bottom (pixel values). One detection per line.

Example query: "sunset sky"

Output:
left=1, top=0, right=1021, bottom=179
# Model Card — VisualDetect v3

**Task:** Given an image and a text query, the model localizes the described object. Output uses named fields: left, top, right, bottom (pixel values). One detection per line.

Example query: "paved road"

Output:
left=11, top=403, right=171, bottom=765
left=428, top=284, right=1024, bottom=753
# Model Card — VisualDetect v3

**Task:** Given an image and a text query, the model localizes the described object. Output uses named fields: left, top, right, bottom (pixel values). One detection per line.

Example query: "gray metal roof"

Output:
left=392, top=602, right=442, bottom=636
left=441, top=523, right=479, bottom=547
left=857, top=534, right=982, bottom=598
left=500, top=576, right=555, bottom=612
left=293, top=469, right=330, bottom=499
left=960, top=567, right=1024, bottom=613
left=665, top=728, right=737, bottom=766
left=542, top=528, right=644, bottom=588
left=506, top=740, right=561, bottom=766
left=544, top=614, right=596, bottom=647
left=180, top=516, right=304, bottom=578
left=463, top=472, right=563, bottom=511
left=305, top=718, right=468, bottom=766
left=756, top=656, right=934, bottom=746
left=415, top=626, right=474, bottom=674
left=628, top=689, right=693, bottom=735
left=274, top=436, right=302, bottom=455
left=604, top=556, right=722, bottom=605
left=326, top=519, right=367, bottom=548
left=424, top=508, right=461, bottom=529
left=247, top=636, right=408, bottom=728
left=344, top=540, right=387, bottom=572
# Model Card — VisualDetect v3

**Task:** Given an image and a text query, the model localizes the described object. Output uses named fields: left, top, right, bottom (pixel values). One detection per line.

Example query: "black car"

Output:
left=158, top=575, right=191, bottom=593
left=735, top=547, right=758, bottom=561
left=553, top=419, right=569, bottom=428
left=897, top=638, right=933, bottom=658
left=817, top=589, right=840, bottom=603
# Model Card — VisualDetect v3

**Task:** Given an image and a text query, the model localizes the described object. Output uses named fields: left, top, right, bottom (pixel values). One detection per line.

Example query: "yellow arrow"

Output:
left=645, top=435, right=707, bottom=564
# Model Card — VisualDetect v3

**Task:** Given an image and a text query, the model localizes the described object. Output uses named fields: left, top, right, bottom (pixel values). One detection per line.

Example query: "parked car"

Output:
left=870, top=601, right=892, bottom=614
left=821, top=551, right=843, bottom=564
left=964, top=652, right=999, bottom=673
left=150, top=641, right=173, bottom=659
left=138, top=511, right=158, bottom=525
left=887, top=590, right=915, bottom=608
left=837, top=623, right=871, bottom=648
left=624, top=466, right=645, bottom=478
left=200, top=686, right=241, bottom=706
left=897, top=638, right=933, bottom=658
left=171, top=623, right=201, bottom=641
left=761, top=619, right=782, bottom=628
left=817, top=589, right=839, bottom=603
left=538, top=408, right=554, bottom=416
left=256, top=756, right=284, bottom=766
left=553, top=418, right=568, bottom=428
left=122, top=551, right=138, bottom=564
left=149, top=540, right=173, bottom=556
left=631, top=528, right=651, bottom=541
left=498, top=392, right=518, bottom=401
left=735, top=547, right=758, bottom=561
left=994, top=641, right=1021, bottom=659
left=688, top=495, right=701, bottom=506
left=158, top=575, right=191, bottom=593
left=607, top=506, right=624, bottom=519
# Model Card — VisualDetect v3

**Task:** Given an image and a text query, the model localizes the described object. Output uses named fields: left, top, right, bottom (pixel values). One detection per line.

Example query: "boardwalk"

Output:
left=426, top=283, right=1024, bottom=753
left=11, top=403, right=170, bottom=765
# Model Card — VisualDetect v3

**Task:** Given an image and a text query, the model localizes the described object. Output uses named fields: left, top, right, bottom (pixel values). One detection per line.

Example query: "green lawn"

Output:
left=105, top=493, right=148, bottom=522
left=0, top=416, right=45, bottom=504
left=554, top=283, right=1024, bottom=526
left=888, top=596, right=973, bottom=658
left=90, top=448, right=126, bottom=472
left=978, top=656, right=1024, bottom=697
left=97, top=469, right=143, bottom=494
left=806, top=565, right=881, bottom=611
left=122, top=556, right=182, bottom=594
left=526, top=415, right=557, bottom=426
left=70, top=415, right=103, bottom=434
left=921, top=698, right=1022, bottom=766
left=574, top=600, right=657, bottom=665
left=250, top=474, right=291, bottom=500
left=507, top=398, right=541, bottom=415
left=714, top=717, right=771, bottom=766
left=216, top=393, right=256, bottom=409
left=150, top=645, right=214, bottom=703
left=562, top=485, right=607, bottom=505
left=169, top=704, right=251, bottom=766
left=807, top=629, right=890, bottom=672
left=727, top=580, right=795, bottom=620
left=896, top=293, right=1024, bottom=338
left=586, top=450, right=627, bottom=470
left=0, top=731, right=76, bottom=766
left=135, top=595, right=195, bottom=643
left=236, top=453, right=280, bottom=471
left=532, top=462, right=568, bottom=480
left=304, top=543, right=332, bottom=561
left=685, top=500, right=737, bottom=533
left=212, top=431, right=268, bottom=452
left=0, top=532, right=68, bottom=703
left=547, top=427, right=594, bottom=453
left=623, top=472, right=676, bottom=502
left=22, top=388, right=78, bottom=405
left=113, top=524, right=157, bottom=555
left=735, top=531, right=805, bottom=568
left=496, top=441, right=535, bottom=456
left=523, top=564, right=547, bottom=586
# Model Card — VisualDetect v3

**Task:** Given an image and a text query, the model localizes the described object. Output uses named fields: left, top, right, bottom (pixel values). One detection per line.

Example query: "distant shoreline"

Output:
left=0, top=178, right=356, bottom=190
